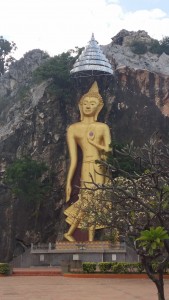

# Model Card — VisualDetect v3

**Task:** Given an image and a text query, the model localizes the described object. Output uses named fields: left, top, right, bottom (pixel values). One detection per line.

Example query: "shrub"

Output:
left=136, top=262, right=145, bottom=273
left=130, top=40, right=147, bottom=55
left=111, top=262, right=144, bottom=273
left=82, top=262, right=97, bottom=273
left=123, top=262, right=144, bottom=273
left=122, top=262, right=134, bottom=273
left=160, top=36, right=169, bottom=55
left=149, top=40, right=162, bottom=55
left=111, top=262, right=129, bottom=273
left=0, top=263, right=10, bottom=275
left=82, top=262, right=147, bottom=274
left=130, top=36, right=169, bottom=56
left=98, top=262, right=112, bottom=273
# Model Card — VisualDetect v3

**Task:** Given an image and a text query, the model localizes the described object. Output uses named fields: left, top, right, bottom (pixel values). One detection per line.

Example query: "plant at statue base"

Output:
left=82, top=262, right=97, bottom=273
left=0, top=263, right=10, bottom=275
left=98, top=262, right=112, bottom=273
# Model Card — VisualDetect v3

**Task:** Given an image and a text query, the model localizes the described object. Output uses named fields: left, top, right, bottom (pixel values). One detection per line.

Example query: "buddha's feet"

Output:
left=64, top=233, right=76, bottom=242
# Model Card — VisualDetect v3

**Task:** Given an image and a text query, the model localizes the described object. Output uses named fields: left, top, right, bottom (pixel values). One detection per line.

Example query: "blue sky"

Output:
left=119, top=0, right=169, bottom=14
left=1, top=0, right=169, bottom=59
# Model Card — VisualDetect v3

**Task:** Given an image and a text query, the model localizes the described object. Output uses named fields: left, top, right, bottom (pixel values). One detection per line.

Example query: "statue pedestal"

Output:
left=29, top=241, right=132, bottom=269
left=55, top=241, right=116, bottom=251
left=55, top=241, right=124, bottom=272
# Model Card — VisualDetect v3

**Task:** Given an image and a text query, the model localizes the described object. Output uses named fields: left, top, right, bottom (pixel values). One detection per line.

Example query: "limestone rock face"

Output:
left=0, top=50, right=72, bottom=260
left=1, top=31, right=169, bottom=260
left=111, top=29, right=152, bottom=46
left=103, top=29, right=169, bottom=75
left=0, top=49, right=48, bottom=99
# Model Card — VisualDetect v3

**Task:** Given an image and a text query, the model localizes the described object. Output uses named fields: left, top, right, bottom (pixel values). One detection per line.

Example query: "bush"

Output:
left=98, top=262, right=112, bottom=273
left=130, top=40, right=147, bottom=55
left=160, top=36, right=169, bottom=55
left=149, top=40, right=162, bottom=55
left=136, top=262, right=145, bottom=273
left=111, top=262, right=145, bottom=273
left=0, top=263, right=10, bottom=275
left=82, top=262, right=97, bottom=273
left=82, top=262, right=147, bottom=274
left=111, top=262, right=129, bottom=273
left=130, top=36, right=169, bottom=56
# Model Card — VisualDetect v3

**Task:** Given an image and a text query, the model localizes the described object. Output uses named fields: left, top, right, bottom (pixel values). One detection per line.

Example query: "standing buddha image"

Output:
left=64, top=81, right=111, bottom=242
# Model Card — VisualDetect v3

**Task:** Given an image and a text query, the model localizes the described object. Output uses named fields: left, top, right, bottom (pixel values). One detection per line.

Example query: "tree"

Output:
left=33, top=51, right=77, bottom=99
left=136, top=227, right=169, bottom=300
left=80, top=134, right=169, bottom=300
left=0, top=36, right=17, bottom=76
left=149, top=40, right=162, bottom=55
left=5, top=156, right=51, bottom=208
left=160, top=37, right=169, bottom=55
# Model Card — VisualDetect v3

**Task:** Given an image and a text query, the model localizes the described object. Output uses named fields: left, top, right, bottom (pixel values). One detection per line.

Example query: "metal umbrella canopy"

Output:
left=70, top=34, right=113, bottom=78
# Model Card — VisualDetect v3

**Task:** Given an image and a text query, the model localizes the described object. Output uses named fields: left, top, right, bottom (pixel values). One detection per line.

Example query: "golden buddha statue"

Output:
left=64, top=81, right=111, bottom=242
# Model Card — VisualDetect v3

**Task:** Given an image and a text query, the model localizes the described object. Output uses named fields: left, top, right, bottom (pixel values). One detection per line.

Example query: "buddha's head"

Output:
left=79, top=81, right=104, bottom=121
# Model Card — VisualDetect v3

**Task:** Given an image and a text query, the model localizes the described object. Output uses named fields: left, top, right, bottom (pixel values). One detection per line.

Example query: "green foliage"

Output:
left=33, top=51, right=76, bottom=99
left=160, top=36, right=169, bottom=55
left=102, top=228, right=119, bottom=243
left=5, top=157, right=50, bottom=203
left=97, top=262, right=145, bottom=274
left=130, top=36, right=169, bottom=56
left=82, top=262, right=158, bottom=274
left=107, top=140, right=141, bottom=177
left=135, top=262, right=145, bottom=273
left=130, top=40, right=147, bottom=55
left=0, top=263, right=10, bottom=275
left=136, top=227, right=169, bottom=256
left=0, top=36, right=17, bottom=76
left=82, top=262, right=97, bottom=273
left=111, top=262, right=128, bottom=273
left=111, top=262, right=144, bottom=274
left=98, top=262, right=112, bottom=273
left=122, top=262, right=145, bottom=273
left=149, top=40, right=162, bottom=54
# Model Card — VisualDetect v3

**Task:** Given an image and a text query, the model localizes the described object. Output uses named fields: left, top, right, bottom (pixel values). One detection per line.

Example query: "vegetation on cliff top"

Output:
left=130, top=36, right=169, bottom=55
left=32, top=49, right=83, bottom=100
left=0, top=36, right=17, bottom=76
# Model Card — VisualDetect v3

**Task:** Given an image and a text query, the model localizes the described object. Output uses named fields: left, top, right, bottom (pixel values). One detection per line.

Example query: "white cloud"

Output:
left=113, top=8, right=169, bottom=40
left=1, top=0, right=169, bottom=59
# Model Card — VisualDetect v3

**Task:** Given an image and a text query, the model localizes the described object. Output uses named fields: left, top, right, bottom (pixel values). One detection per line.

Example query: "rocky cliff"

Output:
left=1, top=30, right=169, bottom=261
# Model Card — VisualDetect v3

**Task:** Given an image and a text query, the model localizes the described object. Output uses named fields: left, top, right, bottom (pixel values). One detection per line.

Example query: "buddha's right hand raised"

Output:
left=66, top=184, right=72, bottom=202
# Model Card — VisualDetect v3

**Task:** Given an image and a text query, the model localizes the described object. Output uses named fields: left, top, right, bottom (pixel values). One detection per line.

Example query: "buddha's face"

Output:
left=82, top=97, right=99, bottom=116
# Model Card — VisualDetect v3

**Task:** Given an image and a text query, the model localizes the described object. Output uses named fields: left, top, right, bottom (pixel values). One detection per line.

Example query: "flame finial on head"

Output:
left=88, top=81, right=99, bottom=94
